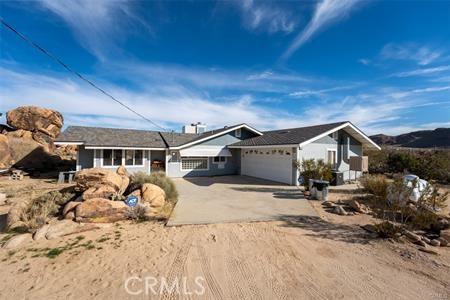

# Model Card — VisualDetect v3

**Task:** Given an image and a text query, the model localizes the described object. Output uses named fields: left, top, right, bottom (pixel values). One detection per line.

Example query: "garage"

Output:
left=240, top=148, right=294, bottom=185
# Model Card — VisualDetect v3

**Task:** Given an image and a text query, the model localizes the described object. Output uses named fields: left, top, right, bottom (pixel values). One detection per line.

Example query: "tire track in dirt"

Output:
left=225, top=230, right=263, bottom=300
left=196, top=243, right=225, bottom=300
left=250, top=223, right=328, bottom=300
left=161, top=232, right=193, bottom=300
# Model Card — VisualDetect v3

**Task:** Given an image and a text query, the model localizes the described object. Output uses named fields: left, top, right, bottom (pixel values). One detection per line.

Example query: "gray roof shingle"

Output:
left=231, top=121, right=348, bottom=147
left=56, top=126, right=167, bottom=148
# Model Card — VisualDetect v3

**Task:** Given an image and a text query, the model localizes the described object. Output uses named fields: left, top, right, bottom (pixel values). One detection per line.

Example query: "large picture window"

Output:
left=102, top=149, right=143, bottom=167
left=181, top=158, right=208, bottom=171
left=125, top=150, right=143, bottom=166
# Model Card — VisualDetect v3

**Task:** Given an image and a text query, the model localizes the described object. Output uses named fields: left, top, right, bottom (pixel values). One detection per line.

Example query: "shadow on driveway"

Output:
left=231, top=187, right=305, bottom=200
left=277, top=215, right=372, bottom=245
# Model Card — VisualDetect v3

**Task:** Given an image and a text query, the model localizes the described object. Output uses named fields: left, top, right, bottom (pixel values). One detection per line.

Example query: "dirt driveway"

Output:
left=167, top=176, right=318, bottom=226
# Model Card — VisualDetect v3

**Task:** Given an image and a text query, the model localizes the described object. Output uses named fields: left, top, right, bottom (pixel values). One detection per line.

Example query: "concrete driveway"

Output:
left=167, top=175, right=318, bottom=226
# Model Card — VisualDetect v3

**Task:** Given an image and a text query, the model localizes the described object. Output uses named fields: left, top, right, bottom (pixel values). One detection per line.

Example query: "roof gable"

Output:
left=230, top=121, right=380, bottom=150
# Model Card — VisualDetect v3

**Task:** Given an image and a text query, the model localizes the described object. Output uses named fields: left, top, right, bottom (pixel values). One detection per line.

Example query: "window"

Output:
left=125, top=150, right=144, bottom=166
left=327, top=150, right=337, bottom=169
left=235, top=128, right=241, bottom=138
left=113, top=150, right=122, bottom=166
left=103, top=149, right=143, bottom=167
left=181, top=158, right=208, bottom=170
left=213, top=156, right=226, bottom=164
left=103, top=149, right=113, bottom=166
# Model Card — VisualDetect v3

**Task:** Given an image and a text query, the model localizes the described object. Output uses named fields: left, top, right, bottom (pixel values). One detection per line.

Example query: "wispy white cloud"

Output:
left=358, top=58, right=371, bottom=66
left=380, top=43, right=444, bottom=66
left=289, top=85, right=358, bottom=98
left=390, top=65, right=450, bottom=78
left=281, top=0, right=362, bottom=60
left=237, top=0, right=298, bottom=34
left=1, top=64, right=448, bottom=136
left=36, top=0, right=151, bottom=61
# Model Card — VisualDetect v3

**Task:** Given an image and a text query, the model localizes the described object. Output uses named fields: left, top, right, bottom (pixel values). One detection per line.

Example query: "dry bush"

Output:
left=374, top=177, right=448, bottom=236
left=125, top=204, right=149, bottom=222
left=374, top=221, right=402, bottom=238
left=359, top=174, right=389, bottom=200
left=20, top=191, right=75, bottom=230
left=130, top=171, right=178, bottom=203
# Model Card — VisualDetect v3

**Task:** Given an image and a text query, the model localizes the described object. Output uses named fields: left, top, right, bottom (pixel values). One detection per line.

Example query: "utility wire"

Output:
left=1, top=19, right=167, bottom=131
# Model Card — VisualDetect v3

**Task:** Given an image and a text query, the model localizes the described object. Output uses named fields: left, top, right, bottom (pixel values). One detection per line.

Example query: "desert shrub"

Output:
left=366, top=148, right=450, bottom=183
left=374, top=221, right=402, bottom=238
left=410, top=183, right=448, bottom=231
left=295, top=159, right=333, bottom=190
left=359, top=174, right=389, bottom=200
left=21, top=191, right=75, bottom=230
left=125, top=204, right=149, bottom=222
left=373, top=177, right=448, bottom=235
left=129, top=171, right=178, bottom=202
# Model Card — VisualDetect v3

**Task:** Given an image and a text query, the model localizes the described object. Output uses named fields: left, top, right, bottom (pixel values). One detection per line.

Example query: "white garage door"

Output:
left=241, top=148, right=293, bottom=185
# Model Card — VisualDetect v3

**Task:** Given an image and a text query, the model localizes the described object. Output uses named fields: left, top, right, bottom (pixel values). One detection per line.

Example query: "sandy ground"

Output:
left=0, top=177, right=449, bottom=299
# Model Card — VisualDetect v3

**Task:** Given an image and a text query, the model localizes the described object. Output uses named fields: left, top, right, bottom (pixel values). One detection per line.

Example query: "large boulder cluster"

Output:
left=0, top=106, right=68, bottom=170
left=61, top=166, right=166, bottom=223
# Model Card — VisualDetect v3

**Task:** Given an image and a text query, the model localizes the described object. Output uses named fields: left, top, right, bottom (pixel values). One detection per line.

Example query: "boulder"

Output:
left=62, top=201, right=82, bottom=216
left=141, top=183, right=165, bottom=208
left=64, top=211, right=75, bottom=220
left=0, top=134, right=13, bottom=169
left=404, top=230, right=422, bottom=243
left=361, top=224, right=377, bottom=233
left=75, top=198, right=128, bottom=223
left=116, top=166, right=130, bottom=195
left=430, top=239, right=441, bottom=247
left=74, top=168, right=129, bottom=197
left=422, top=236, right=431, bottom=244
left=6, top=129, right=33, bottom=140
left=418, top=247, right=439, bottom=255
left=440, top=229, right=450, bottom=243
left=82, top=186, right=118, bottom=200
left=5, top=135, right=50, bottom=169
left=33, top=224, right=50, bottom=241
left=2, top=233, right=33, bottom=249
left=349, top=200, right=370, bottom=214
left=437, top=237, right=448, bottom=247
left=45, top=220, right=99, bottom=240
left=333, top=205, right=347, bottom=216
left=6, top=106, right=63, bottom=138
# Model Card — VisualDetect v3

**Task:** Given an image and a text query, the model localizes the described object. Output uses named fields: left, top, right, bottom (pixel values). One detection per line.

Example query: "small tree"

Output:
left=294, top=159, right=333, bottom=190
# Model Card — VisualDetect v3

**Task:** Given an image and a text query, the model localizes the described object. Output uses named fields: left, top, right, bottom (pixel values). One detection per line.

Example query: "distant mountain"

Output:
left=370, top=128, right=450, bottom=148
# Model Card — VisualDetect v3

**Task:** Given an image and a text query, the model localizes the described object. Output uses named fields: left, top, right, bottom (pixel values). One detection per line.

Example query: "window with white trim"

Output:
left=103, top=149, right=123, bottom=166
left=327, top=149, right=337, bottom=169
left=235, top=128, right=241, bottom=138
left=213, top=156, right=227, bottom=164
left=125, top=150, right=144, bottom=166
left=181, top=158, right=208, bottom=170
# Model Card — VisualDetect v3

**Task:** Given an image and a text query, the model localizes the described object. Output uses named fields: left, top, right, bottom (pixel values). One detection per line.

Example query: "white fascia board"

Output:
left=85, top=146, right=166, bottom=150
left=228, top=144, right=299, bottom=149
left=170, top=124, right=263, bottom=150
left=298, top=122, right=381, bottom=150
left=54, top=141, right=84, bottom=145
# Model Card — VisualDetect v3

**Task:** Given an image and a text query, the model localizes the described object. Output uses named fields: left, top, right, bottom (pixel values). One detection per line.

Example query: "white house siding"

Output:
left=298, top=130, right=363, bottom=181
left=166, top=128, right=256, bottom=178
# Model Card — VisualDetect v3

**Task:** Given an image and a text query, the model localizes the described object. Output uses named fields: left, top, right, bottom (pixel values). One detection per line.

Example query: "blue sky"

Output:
left=1, top=0, right=449, bottom=135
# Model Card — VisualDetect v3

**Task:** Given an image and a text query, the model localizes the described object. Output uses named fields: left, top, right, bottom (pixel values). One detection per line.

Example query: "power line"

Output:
left=1, top=19, right=167, bottom=131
